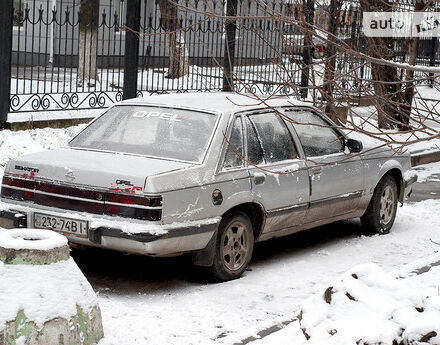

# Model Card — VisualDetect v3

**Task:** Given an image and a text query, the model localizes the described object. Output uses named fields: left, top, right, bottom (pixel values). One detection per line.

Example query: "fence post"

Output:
left=300, top=0, right=314, bottom=98
left=123, top=0, right=141, bottom=100
left=0, top=0, right=13, bottom=128
left=222, top=0, right=238, bottom=92
left=429, top=37, right=437, bottom=88
left=301, top=0, right=315, bottom=98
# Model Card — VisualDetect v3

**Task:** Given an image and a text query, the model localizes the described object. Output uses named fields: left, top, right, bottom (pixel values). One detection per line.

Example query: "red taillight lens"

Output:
left=1, top=186, right=11, bottom=197
left=9, top=178, right=35, bottom=189
left=103, top=193, right=162, bottom=219
left=104, top=204, right=119, bottom=215
left=106, top=194, right=135, bottom=205
left=24, top=191, right=34, bottom=200
left=104, top=193, right=136, bottom=217
left=1, top=177, right=35, bottom=201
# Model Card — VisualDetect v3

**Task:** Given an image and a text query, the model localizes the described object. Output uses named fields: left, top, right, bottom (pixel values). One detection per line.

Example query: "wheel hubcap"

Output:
left=221, top=220, right=250, bottom=271
left=379, top=185, right=396, bottom=226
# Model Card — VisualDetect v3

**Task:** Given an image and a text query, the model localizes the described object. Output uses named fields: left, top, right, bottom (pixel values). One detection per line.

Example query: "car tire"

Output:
left=207, top=211, right=254, bottom=281
left=361, top=176, right=398, bottom=235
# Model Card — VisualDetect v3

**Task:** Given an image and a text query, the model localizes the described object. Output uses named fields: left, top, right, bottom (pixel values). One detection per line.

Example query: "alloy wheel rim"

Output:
left=221, top=220, right=250, bottom=271
left=379, top=185, right=396, bottom=226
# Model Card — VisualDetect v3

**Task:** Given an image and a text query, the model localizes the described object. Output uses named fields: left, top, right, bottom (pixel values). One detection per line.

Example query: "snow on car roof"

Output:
left=118, top=92, right=311, bottom=114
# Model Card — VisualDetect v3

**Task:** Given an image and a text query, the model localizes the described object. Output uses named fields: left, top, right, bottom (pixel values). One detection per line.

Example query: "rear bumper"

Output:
left=0, top=206, right=219, bottom=257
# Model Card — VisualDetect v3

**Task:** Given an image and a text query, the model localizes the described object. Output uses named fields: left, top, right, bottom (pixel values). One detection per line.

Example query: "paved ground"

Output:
left=408, top=173, right=440, bottom=202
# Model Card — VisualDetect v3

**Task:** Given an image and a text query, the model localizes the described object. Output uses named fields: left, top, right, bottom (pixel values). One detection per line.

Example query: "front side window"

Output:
left=222, top=117, right=244, bottom=170
left=247, top=112, right=298, bottom=164
left=287, top=110, right=343, bottom=157
left=69, top=105, right=218, bottom=163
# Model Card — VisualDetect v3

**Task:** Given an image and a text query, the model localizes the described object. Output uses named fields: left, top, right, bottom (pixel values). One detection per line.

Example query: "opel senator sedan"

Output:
left=0, top=93, right=416, bottom=280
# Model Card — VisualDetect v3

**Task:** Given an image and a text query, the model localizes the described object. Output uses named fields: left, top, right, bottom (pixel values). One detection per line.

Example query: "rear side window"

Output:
left=246, top=112, right=298, bottom=164
left=287, top=111, right=343, bottom=157
left=222, top=117, right=244, bottom=170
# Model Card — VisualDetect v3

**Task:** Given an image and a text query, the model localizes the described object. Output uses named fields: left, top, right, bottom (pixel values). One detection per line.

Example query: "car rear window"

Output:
left=68, top=105, right=218, bottom=163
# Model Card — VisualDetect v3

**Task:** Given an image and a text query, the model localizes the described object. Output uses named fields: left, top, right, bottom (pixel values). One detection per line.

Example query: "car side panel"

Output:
left=305, top=153, right=365, bottom=223
left=249, top=159, right=310, bottom=233
left=360, top=156, right=406, bottom=212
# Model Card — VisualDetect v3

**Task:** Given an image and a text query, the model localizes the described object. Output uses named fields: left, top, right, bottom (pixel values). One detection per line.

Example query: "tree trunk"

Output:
left=402, top=1, right=425, bottom=126
left=359, top=0, right=417, bottom=131
left=78, top=0, right=99, bottom=87
left=157, top=0, right=188, bottom=78
left=323, top=0, right=341, bottom=124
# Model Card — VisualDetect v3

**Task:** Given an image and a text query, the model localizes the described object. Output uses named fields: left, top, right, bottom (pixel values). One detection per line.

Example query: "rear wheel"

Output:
left=361, top=176, right=398, bottom=234
left=207, top=211, right=254, bottom=281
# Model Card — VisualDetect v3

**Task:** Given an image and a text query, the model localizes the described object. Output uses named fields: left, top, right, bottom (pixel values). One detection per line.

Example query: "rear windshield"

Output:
left=68, top=105, right=218, bottom=163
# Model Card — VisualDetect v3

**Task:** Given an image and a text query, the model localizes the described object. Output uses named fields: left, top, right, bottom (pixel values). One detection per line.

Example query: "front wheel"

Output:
left=361, top=176, right=398, bottom=234
left=207, top=211, right=254, bottom=281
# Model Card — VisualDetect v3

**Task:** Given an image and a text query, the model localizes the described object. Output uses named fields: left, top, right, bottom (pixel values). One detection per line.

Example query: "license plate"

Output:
left=33, top=213, right=88, bottom=237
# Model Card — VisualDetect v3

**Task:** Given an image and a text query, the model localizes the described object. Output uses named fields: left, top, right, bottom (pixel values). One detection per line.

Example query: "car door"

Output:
left=244, top=111, right=310, bottom=233
left=287, top=109, right=365, bottom=223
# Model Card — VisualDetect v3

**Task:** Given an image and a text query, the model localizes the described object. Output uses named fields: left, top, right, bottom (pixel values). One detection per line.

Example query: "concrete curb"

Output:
left=6, top=117, right=93, bottom=131
left=411, top=150, right=440, bottom=167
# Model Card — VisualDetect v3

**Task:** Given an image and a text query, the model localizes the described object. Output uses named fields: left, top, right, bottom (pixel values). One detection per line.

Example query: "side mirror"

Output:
left=346, top=139, right=363, bottom=153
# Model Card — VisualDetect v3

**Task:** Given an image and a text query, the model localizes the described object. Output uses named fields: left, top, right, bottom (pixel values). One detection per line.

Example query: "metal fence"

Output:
left=3, top=0, right=295, bottom=116
left=1, top=0, right=440, bottom=125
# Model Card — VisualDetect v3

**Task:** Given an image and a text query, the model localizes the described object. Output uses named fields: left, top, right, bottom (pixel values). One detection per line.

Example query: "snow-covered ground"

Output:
left=0, top=125, right=439, bottom=345
left=249, top=257, right=440, bottom=345
left=92, top=198, right=440, bottom=345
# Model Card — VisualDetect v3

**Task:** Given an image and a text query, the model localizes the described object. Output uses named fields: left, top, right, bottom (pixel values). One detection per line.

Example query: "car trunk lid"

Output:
left=7, top=148, right=192, bottom=193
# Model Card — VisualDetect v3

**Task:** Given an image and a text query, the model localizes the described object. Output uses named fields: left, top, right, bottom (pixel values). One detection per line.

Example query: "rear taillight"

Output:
left=1, top=176, right=162, bottom=221
left=1, top=176, right=35, bottom=202
left=104, top=193, right=162, bottom=220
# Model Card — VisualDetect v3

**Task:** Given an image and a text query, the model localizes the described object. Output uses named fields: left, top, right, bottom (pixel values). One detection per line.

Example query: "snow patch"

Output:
left=0, top=258, right=98, bottom=329
left=299, top=262, right=440, bottom=345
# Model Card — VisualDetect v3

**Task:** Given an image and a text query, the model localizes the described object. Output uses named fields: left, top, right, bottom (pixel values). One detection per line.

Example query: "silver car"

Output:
left=0, top=93, right=416, bottom=281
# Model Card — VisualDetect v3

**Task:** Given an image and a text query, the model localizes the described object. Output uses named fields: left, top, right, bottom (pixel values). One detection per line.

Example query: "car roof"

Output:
left=118, top=92, right=312, bottom=114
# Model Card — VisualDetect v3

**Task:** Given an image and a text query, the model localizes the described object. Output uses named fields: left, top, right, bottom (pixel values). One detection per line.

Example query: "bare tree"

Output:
left=128, top=0, right=440, bottom=151
left=359, top=0, right=427, bottom=130
left=322, top=0, right=343, bottom=123
left=157, top=0, right=189, bottom=78
left=78, top=0, right=99, bottom=87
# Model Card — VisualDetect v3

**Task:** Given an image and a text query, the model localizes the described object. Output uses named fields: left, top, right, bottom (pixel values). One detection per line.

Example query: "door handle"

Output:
left=252, top=172, right=266, bottom=185
left=312, top=167, right=322, bottom=175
